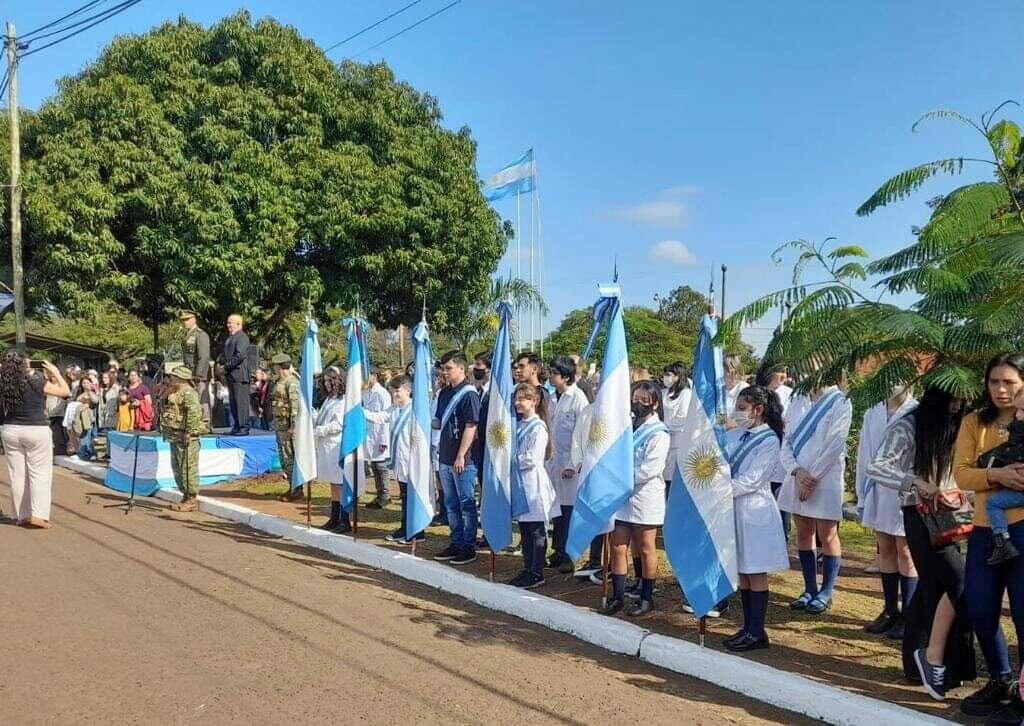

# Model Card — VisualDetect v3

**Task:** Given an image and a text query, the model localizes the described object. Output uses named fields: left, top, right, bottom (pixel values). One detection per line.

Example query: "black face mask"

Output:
left=631, top=401, right=653, bottom=426
left=472, top=368, right=487, bottom=381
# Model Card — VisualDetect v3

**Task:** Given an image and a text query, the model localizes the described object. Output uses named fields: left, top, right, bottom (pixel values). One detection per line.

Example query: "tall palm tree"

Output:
left=448, top=276, right=548, bottom=352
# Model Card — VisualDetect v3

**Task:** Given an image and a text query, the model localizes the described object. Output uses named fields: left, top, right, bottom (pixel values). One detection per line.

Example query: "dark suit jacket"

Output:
left=222, top=330, right=251, bottom=383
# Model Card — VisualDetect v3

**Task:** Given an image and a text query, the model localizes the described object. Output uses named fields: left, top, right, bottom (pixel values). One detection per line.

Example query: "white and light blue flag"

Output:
left=407, top=320, right=436, bottom=537
left=565, top=284, right=633, bottom=560
left=482, top=148, right=536, bottom=202
left=291, top=318, right=322, bottom=490
left=663, top=314, right=738, bottom=618
left=481, top=302, right=529, bottom=551
left=339, top=317, right=368, bottom=512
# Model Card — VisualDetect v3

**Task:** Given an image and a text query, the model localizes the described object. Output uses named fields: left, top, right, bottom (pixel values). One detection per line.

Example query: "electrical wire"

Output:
left=20, top=0, right=109, bottom=40
left=353, top=0, right=463, bottom=58
left=323, top=0, right=425, bottom=54
left=19, top=0, right=143, bottom=59
left=0, top=70, right=9, bottom=102
left=23, top=1, right=127, bottom=43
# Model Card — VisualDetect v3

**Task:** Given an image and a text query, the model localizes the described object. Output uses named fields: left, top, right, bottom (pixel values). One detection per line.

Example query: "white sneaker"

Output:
left=575, top=566, right=601, bottom=579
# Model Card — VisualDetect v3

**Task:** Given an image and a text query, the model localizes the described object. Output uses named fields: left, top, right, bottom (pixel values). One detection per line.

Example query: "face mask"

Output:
left=631, top=401, right=653, bottom=425
left=662, top=375, right=676, bottom=388
left=472, top=368, right=487, bottom=381
left=732, top=411, right=753, bottom=429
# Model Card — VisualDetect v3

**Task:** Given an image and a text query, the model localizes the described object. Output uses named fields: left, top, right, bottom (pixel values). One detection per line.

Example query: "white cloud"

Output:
left=612, top=200, right=687, bottom=225
left=648, top=240, right=698, bottom=267
left=662, top=184, right=700, bottom=197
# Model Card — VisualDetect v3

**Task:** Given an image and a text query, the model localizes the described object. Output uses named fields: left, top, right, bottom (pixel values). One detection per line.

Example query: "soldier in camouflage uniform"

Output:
left=179, top=309, right=212, bottom=431
left=162, top=365, right=204, bottom=512
left=270, top=353, right=302, bottom=501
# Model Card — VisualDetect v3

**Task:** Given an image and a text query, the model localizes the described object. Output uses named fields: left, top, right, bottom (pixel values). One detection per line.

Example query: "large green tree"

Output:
left=11, top=12, right=505, bottom=348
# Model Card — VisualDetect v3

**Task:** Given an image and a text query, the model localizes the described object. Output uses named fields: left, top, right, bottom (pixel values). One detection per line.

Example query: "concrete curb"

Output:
left=57, top=461, right=945, bottom=725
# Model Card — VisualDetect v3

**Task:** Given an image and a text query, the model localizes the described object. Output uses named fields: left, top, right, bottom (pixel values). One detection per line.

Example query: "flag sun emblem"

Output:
left=684, top=445, right=723, bottom=488
left=588, top=418, right=608, bottom=447
left=488, top=421, right=511, bottom=449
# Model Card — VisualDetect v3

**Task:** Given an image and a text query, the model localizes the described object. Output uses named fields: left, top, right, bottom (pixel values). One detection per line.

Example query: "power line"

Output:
left=19, top=0, right=143, bottom=59
left=0, top=70, right=8, bottom=102
left=324, top=0, right=425, bottom=54
left=20, top=0, right=109, bottom=40
left=354, top=0, right=463, bottom=58
left=24, top=1, right=124, bottom=43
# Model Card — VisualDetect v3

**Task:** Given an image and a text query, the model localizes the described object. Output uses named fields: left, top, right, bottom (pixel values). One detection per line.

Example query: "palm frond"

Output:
left=912, top=108, right=981, bottom=133
left=827, top=245, right=870, bottom=261
left=851, top=357, right=922, bottom=410
left=921, top=362, right=984, bottom=400
left=985, top=232, right=1024, bottom=266
left=875, top=266, right=968, bottom=296
left=987, top=119, right=1022, bottom=168
left=857, top=158, right=966, bottom=216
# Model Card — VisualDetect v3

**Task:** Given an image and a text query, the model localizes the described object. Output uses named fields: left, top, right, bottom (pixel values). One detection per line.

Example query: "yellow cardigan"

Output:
left=954, top=411, right=1016, bottom=528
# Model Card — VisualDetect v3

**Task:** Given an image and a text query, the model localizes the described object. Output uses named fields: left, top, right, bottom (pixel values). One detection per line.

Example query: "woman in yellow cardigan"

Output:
left=954, top=353, right=1024, bottom=720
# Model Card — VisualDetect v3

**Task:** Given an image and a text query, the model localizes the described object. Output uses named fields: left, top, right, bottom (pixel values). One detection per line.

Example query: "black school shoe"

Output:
left=519, top=572, right=545, bottom=590
left=725, top=633, right=769, bottom=652
left=599, top=598, right=625, bottom=616
left=864, top=609, right=899, bottom=634
left=986, top=693, right=1024, bottom=725
left=885, top=614, right=905, bottom=641
left=961, top=676, right=1015, bottom=717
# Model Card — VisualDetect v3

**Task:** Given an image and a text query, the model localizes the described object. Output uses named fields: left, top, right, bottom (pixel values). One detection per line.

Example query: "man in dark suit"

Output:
left=220, top=313, right=251, bottom=435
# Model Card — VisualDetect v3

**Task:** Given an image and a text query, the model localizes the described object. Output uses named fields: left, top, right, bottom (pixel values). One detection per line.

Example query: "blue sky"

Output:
left=10, top=1, right=1023, bottom=351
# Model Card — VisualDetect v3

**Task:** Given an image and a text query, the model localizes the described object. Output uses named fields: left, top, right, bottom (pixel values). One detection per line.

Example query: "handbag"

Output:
left=917, top=488, right=973, bottom=547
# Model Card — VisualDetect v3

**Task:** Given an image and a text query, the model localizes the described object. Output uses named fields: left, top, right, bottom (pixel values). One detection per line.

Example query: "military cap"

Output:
left=168, top=365, right=193, bottom=380
left=178, top=309, right=197, bottom=321
left=271, top=353, right=292, bottom=366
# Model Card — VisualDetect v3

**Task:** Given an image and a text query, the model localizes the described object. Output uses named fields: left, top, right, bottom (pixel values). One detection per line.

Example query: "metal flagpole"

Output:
left=536, top=191, right=545, bottom=359
left=529, top=185, right=535, bottom=351
left=516, top=191, right=522, bottom=347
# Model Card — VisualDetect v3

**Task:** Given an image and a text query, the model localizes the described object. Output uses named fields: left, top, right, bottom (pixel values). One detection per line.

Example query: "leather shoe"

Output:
left=805, top=597, right=831, bottom=615
left=723, top=629, right=747, bottom=647
left=599, top=598, right=625, bottom=616
left=725, top=633, right=770, bottom=652
left=864, top=609, right=899, bottom=634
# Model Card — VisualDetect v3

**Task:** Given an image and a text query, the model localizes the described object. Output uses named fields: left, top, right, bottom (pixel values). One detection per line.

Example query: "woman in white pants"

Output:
left=1, top=352, right=70, bottom=527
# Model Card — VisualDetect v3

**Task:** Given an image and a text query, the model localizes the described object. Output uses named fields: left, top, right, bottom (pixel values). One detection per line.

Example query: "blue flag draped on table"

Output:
left=291, top=318, right=322, bottom=490
left=339, top=317, right=368, bottom=512
left=663, top=314, right=738, bottom=618
left=482, top=148, right=536, bottom=201
left=481, top=302, right=529, bottom=551
left=406, top=319, right=436, bottom=538
left=565, top=284, right=634, bottom=560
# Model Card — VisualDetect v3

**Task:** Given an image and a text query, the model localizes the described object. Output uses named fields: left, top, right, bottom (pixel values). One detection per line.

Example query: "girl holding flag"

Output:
left=601, top=380, right=670, bottom=617
left=778, top=378, right=854, bottom=615
left=508, top=383, right=558, bottom=588
left=724, top=386, right=789, bottom=652
left=314, top=367, right=351, bottom=534
left=661, top=362, right=691, bottom=484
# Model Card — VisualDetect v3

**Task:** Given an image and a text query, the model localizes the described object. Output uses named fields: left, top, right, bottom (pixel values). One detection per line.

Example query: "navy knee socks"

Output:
left=641, top=577, right=655, bottom=602
left=880, top=572, right=899, bottom=614
left=748, top=590, right=769, bottom=639
left=798, top=549, right=819, bottom=597
left=740, top=589, right=751, bottom=629
left=900, top=574, right=918, bottom=613
left=611, top=573, right=626, bottom=601
left=819, top=555, right=841, bottom=602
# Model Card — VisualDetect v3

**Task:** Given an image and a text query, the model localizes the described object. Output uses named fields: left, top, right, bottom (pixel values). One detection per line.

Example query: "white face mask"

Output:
left=732, top=410, right=753, bottom=429
left=662, top=375, right=676, bottom=388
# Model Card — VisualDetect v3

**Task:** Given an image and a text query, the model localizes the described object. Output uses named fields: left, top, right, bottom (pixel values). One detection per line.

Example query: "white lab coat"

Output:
left=777, top=387, right=854, bottom=520
left=364, top=403, right=413, bottom=483
left=727, top=426, right=790, bottom=574
left=517, top=415, right=559, bottom=522
left=615, top=415, right=671, bottom=525
left=856, top=396, right=918, bottom=536
left=661, top=386, right=692, bottom=480
left=545, top=384, right=590, bottom=506
left=774, top=384, right=794, bottom=415
left=313, top=397, right=346, bottom=485
left=725, top=381, right=747, bottom=416
left=363, top=382, right=391, bottom=463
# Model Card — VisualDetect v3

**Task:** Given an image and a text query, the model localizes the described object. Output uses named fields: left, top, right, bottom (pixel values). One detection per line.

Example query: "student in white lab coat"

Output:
left=724, top=355, right=747, bottom=418
left=363, top=367, right=392, bottom=508
left=661, top=362, right=692, bottom=483
left=570, top=371, right=606, bottom=581
left=314, top=367, right=350, bottom=533
left=508, top=383, right=558, bottom=589
left=724, top=385, right=790, bottom=652
left=363, top=375, right=423, bottom=544
left=546, top=356, right=590, bottom=573
left=778, top=377, right=854, bottom=615
left=856, top=387, right=919, bottom=637
left=600, top=380, right=670, bottom=617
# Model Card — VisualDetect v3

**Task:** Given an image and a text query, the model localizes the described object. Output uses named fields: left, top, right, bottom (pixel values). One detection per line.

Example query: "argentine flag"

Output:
left=339, top=317, right=368, bottom=512
left=482, top=148, right=536, bottom=201
left=565, top=285, right=633, bottom=561
left=406, top=320, right=436, bottom=538
left=291, top=318, right=322, bottom=490
left=663, top=314, right=738, bottom=618
left=481, top=302, right=529, bottom=551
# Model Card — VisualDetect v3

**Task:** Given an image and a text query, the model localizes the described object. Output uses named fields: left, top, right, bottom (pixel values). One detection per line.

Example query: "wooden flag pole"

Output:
left=489, top=549, right=496, bottom=583
left=306, top=482, right=311, bottom=528
left=699, top=616, right=707, bottom=648
left=352, top=447, right=360, bottom=540
left=410, top=538, right=417, bottom=557
left=601, top=533, right=611, bottom=607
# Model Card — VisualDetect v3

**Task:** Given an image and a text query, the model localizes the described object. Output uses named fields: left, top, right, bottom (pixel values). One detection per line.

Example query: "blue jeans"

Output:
left=439, top=462, right=478, bottom=550
left=965, top=524, right=1023, bottom=677
left=985, top=489, right=1024, bottom=535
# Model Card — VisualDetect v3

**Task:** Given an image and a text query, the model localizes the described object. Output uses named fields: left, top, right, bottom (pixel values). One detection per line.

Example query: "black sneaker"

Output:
left=961, top=676, right=1014, bottom=717
left=451, top=549, right=477, bottom=566
left=434, top=546, right=459, bottom=561
left=987, top=535, right=1021, bottom=566
left=864, top=609, right=899, bottom=634
left=986, top=693, right=1024, bottom=725
left=575, top=565, right=601, bottom=579
left=384, top=530, right=406, bottom=543
left=913, top=648, right=946, bottom=701
left=506, top=571, right=528, bottom=587
left=520, top=572, right=545, bottom=590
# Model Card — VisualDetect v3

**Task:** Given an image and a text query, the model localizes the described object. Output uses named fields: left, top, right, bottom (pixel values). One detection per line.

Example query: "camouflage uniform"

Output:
left=180, top=312, right=212, bottom=429
left=271, top=371, right=301, bottom=482
left=161, top=376, right=203, bottom=499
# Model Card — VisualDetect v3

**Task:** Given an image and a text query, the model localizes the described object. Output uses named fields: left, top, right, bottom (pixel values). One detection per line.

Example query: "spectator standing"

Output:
left=220, top=313, right=251, bottom=435
left=363, top=367, right=393, bottom=508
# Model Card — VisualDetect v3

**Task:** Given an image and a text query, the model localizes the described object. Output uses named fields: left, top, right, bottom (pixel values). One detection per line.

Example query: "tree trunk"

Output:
left=151, top=318, right=160, bottom=352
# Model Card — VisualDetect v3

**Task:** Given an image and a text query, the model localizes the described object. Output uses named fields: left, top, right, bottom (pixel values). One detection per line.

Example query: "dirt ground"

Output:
left=0, top=467, right=814, bottom=725
left=200, top=475, right=1021, bottom=723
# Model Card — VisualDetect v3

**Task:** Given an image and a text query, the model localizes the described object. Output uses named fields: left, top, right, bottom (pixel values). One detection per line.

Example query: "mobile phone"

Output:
left=28, top=360, right=45, bottom=369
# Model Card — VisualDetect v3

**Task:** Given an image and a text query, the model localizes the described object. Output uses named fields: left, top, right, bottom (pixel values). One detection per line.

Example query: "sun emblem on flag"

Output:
left=588, top=418, right=608, bottom=447
left=684, top=445, right=724, bottom=488
left=409, top=426, right=420, bottom=446
left=488, top=421, right=510, bottom=449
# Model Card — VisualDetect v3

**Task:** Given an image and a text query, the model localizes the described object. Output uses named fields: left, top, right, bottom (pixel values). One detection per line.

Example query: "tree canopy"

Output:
left=9, top=12, right=505, bottom=347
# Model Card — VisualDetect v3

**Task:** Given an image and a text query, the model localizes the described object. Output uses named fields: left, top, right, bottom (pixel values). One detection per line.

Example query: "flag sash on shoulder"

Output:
left=632, top=419, right=668, bottom=452
left=791, top=389, right=843, bottom=458
left=439, top=384, right=474, bottom=431
left=728, top=429, right=774, bottom=476
left=388, top=404, right=412, bottom=471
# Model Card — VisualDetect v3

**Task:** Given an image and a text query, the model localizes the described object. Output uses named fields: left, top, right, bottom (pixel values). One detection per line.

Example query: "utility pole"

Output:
left=6, top=22, right=25, bottom=353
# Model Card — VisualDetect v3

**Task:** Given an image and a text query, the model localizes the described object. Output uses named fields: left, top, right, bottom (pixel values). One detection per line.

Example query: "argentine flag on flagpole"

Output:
left=291, top=318, right=322, bottom=490
left=481, top=302, right=529, bottom=551
left=663, top=314, right=738, bottom=618
left=565, top=284, right=634, bottom=561
left=482, top=148, right=536, bottom=202
left=406, top=320, right=436, bottom=538
left=339, top=317, right=368, bottom=512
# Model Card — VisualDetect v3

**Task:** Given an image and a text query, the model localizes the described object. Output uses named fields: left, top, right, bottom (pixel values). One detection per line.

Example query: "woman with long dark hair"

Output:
left=0, top=350, right=70, bottom=527
left=954, top=353, right=1024, bottom=720
left=661, top=361, right=691, bottom=482
left=867, top=386, right=975, bottom=702
left=314, top=367, right=350, bottom=533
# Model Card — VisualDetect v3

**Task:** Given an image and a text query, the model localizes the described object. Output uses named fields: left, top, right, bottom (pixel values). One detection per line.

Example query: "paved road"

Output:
left=0, top=467, right=807, bottom=725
